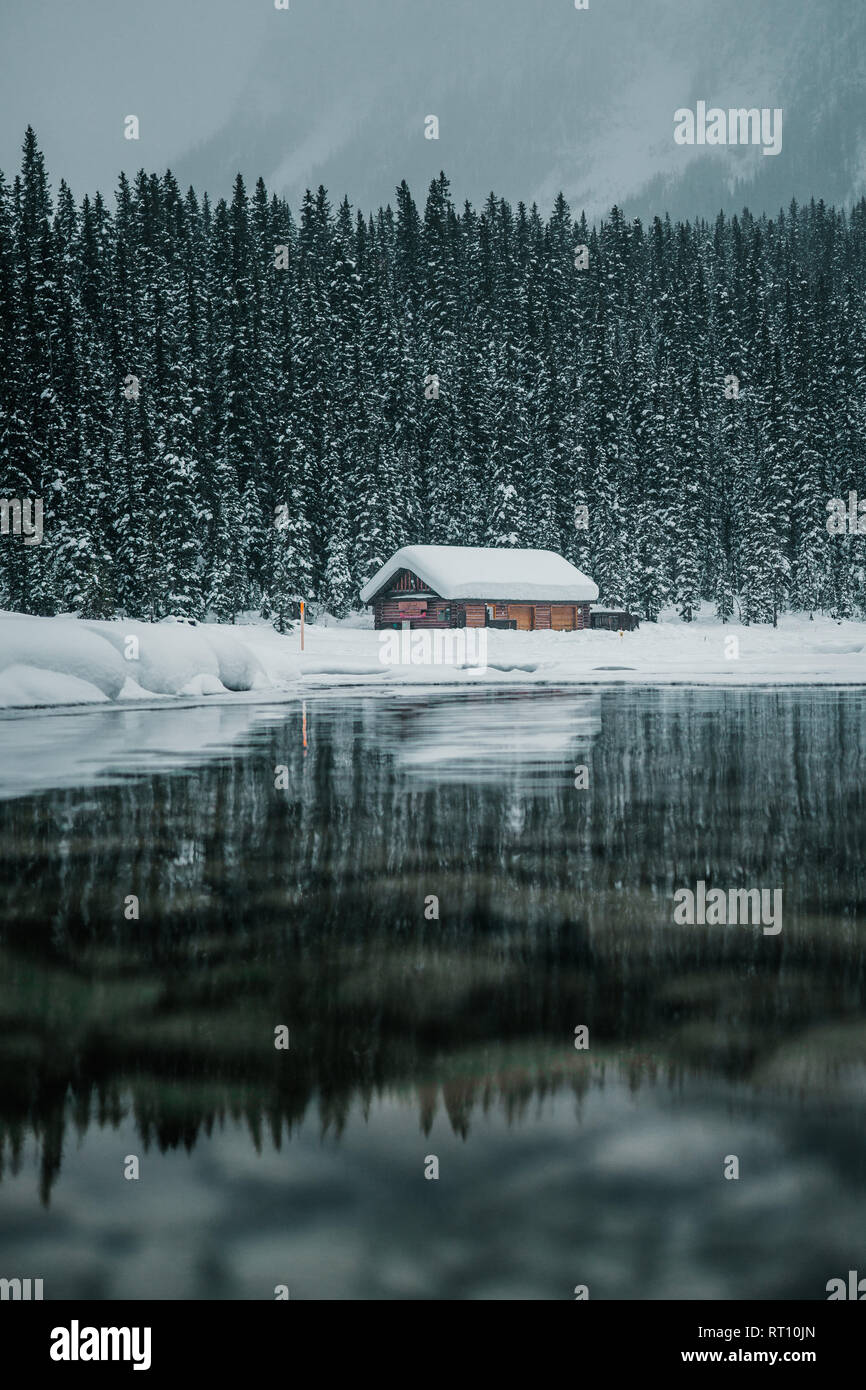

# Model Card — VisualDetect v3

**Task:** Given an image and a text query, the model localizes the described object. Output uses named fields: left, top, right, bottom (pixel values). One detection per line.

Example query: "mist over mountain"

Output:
left=171, top=0, right=866, bottom=221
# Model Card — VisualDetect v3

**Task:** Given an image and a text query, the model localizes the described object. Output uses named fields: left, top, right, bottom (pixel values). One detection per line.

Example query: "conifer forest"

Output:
left=2, top=127, right=865, bottom=627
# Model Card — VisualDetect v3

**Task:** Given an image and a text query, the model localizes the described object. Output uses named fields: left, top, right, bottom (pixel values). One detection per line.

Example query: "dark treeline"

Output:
left=1, top=127, right=865, bottom=624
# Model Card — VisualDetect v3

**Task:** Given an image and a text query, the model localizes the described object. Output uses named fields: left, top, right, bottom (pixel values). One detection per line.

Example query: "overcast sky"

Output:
left=0, top=0, right=270, bottom=198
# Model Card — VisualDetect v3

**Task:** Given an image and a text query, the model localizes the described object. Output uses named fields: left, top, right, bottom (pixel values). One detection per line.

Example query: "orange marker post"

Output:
left=300, top=599, right=305, bottom=651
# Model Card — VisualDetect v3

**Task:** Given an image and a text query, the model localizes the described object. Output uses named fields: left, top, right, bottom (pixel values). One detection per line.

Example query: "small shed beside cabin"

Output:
left=590, top=608, right=640, bottom=632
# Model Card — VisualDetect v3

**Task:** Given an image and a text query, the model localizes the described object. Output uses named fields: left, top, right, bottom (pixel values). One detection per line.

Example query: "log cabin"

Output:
left=360, top=545, right=599, bottom=631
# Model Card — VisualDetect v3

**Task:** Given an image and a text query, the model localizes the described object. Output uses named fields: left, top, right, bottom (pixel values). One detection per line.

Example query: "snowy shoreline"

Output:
left=1, top=608, right=865, bottom=713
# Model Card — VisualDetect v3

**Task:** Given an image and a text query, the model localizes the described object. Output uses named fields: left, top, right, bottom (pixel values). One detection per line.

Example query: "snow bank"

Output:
left=0, top=613, right=270, bottom=709
left=82, top=619, right=269, bottom=697
left=2, top=606, right=865, bottom=712
left=243, top=606, right=866, bottom=690
left=198, top=623, right=271, bottom=692
left=0, top=663, right=109, bottom=709
left=0, top=614, right=127, bottom=698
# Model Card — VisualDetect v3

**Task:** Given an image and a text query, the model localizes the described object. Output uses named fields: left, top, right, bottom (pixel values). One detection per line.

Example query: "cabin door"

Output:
left=550, top=605, right=575, bottom=630
left=508, top=604, right=534, bottom=631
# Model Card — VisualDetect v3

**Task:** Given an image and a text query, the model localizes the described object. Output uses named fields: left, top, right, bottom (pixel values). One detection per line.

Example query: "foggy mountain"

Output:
left=170, top=0, right=866, bottom=221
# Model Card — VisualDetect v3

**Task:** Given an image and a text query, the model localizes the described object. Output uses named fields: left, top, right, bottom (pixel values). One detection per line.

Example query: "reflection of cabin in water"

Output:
left=360, top=545, right=599, bottom=631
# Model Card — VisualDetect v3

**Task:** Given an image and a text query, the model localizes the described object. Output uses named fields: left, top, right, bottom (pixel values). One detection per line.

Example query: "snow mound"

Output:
left=0, top=614, right=271, bottom=708
left=179, top=673, right=228, bottom=697
left=199, top=624, right=270, bottom=691
left=117, top=677, right=172, bottom=701
left=83, top=620, right=267, bottom=696
left=0, top=614, right=126, bottom=698
left=0, top=663, right=109, bottom=708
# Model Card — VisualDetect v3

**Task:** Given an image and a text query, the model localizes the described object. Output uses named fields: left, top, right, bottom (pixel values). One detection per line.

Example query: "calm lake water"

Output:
left=0, top=686, right=864, bottom=1300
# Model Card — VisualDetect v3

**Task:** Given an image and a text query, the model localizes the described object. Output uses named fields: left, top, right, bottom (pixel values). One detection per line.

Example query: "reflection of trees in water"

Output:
left=0, top=689, right=863, bottom=1200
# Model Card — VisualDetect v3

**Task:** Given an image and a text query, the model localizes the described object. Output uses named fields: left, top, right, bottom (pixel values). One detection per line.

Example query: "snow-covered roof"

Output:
left=360, top=546, right=599, bottom=604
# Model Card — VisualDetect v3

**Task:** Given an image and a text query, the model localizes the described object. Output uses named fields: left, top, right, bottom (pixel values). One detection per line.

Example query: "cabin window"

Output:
left=437, top=607, right=450, bottom=620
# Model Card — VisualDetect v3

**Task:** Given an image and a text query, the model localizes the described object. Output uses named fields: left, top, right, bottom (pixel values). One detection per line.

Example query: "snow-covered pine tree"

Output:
left=207, top=446, right=249, bottom=622
left=268, top=487, right=312, bottom=633
left=322, top=502, right=353, bottom=618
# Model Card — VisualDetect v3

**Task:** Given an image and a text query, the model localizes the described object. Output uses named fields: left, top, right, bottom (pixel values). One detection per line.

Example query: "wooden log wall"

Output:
left=371, top=580, right=594, bottom=631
